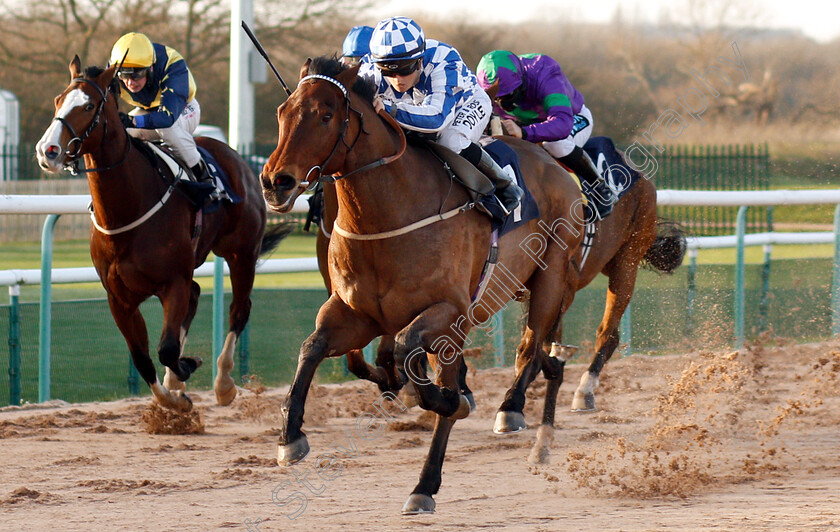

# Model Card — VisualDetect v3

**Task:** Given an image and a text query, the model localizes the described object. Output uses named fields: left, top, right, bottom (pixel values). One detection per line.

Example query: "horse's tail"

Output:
left=642, top=219, right=687, bottom=273
left=260, top=222, right=295, bottom=256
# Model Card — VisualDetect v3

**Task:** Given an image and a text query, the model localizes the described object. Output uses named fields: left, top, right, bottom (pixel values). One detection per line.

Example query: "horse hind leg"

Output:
left=214, top=257, right=258, bottom=406
left=572, top=258, right=638, bottom=413
left=528, top=349, right=565, bottom=465
left=345, top=347, right=391, bottom=392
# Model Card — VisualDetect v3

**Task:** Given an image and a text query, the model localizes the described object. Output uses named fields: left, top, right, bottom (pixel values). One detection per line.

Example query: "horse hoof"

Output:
left=170, top=390, right=194, bottom=413
left=464, top=393, right=476, bottom=413
left=176, top=356, right=203, bottom=381
left=214, top=376, right=237, bottom=406
left=527, top=424, right=555, bottom=465
left=277, top=436, right=310, bottom=466
left=449, top=395, right=471, bottom=420
left=399, top=382, right=420, bottom=408
left=401, top=493, right=435, bottom=515
left=527, top=446, right=551, bottom=465
left=493, top=411, right=526, bottom=434
left=571, top=392, right=596, bottom=412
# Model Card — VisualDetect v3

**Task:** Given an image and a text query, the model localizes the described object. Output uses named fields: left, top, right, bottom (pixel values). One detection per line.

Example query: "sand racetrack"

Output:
left=1, top=338, right=839, bottom=531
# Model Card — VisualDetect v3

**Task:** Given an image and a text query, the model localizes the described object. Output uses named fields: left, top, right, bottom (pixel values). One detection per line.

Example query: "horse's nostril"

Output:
left=273, top=174, right=297, bottom=192
left=45, top=145, right=61, bottom=160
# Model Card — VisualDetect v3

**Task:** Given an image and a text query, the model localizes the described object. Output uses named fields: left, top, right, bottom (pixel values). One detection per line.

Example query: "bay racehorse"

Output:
left=35, top=57, right=291, bottom=411
left=314, top=134, right=685, bottom=467
left=313, top=183, right=402, bottom=392
left=261, top=57, right=587, bottom=514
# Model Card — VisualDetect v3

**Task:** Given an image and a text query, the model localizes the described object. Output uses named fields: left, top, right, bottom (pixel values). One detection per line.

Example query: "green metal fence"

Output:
left=655, top=144, right=771, bottom=236
left=3, top=259, right=834, bottom=406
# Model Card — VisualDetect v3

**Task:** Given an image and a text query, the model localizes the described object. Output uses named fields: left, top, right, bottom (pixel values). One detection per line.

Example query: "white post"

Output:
left=229, top=0, right=255, bottom=152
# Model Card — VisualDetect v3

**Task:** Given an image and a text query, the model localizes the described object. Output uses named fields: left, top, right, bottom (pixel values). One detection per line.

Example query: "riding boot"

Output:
left=475, top=147, right=524, bottom=216
left=191, top=160, right=220, bottom=204
left=559, top=146, right=615, bottom=221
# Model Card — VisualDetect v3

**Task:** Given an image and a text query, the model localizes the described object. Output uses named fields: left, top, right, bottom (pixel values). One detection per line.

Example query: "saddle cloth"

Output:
left=582, top=136, right=644, bottom=202
left=140, top=140, right=242, bottom=212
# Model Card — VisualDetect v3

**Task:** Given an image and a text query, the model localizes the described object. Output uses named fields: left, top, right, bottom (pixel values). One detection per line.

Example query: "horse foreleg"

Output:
left=157, top=280, right=202, bottom=386
left=395, top=303, right=470, bottom=515
left=278, top=295, right=379, bottom=466
left=395, top=304, right=470, bottom=420
left=402, top=414, right=456, bottom=515
left=108, top=295, right=192, bottom=412
left=163, top=281, right=200, bottom=394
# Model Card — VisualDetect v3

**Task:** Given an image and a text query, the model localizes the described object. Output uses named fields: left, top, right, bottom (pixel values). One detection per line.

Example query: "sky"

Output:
left=376, top=0, right=840, bottom=43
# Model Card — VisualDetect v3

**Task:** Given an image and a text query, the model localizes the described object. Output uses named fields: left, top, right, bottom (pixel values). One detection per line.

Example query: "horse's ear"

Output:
left=337, top=64, right=360, bottom=88
left=101, top=64, right=117, bottom=89
left=484, top=80, right=500, bottom=101
left=299, top=58, right=312, bottom=80
left=69, top=55, right=82, bottom=80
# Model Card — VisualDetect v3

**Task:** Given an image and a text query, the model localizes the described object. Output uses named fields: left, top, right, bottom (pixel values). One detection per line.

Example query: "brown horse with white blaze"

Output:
left=35, top=57, right=291, bottom=411
left=261, top=57, right=585, bottom=514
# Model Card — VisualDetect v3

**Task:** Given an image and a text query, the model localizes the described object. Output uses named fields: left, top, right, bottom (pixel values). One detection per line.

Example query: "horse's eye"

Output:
left=322, top=113, right=333, bottom=123
left=84, top=103, right=95, bottom=112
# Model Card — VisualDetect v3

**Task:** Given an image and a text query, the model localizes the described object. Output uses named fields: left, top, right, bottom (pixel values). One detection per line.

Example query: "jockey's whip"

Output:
left=241, top=21, right=292, bottom=96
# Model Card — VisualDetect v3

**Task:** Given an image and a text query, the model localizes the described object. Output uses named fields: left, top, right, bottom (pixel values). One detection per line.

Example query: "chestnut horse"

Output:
left=35, top=57, right=291, bottom=411
left=261, top=57, right=586, bottom=514
left=508, top=173, right=686, bottom=464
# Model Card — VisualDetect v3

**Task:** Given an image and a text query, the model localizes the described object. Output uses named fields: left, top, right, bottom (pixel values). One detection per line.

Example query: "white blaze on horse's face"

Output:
left=35, top=87, right=91, bottom=173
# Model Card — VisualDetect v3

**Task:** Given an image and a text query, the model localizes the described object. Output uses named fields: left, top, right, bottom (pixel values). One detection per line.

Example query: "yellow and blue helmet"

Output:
left=110, top=32, right=155, bottom=71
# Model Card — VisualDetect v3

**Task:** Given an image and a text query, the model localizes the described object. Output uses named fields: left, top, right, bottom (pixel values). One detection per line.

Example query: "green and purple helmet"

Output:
left=476, top=50, right=522, bottom=98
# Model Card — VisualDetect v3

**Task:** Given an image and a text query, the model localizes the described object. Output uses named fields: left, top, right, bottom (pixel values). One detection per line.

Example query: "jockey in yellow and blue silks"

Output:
left=109, top=32, right=212, bottom=187
left=359, top=16, right=523, bottom=215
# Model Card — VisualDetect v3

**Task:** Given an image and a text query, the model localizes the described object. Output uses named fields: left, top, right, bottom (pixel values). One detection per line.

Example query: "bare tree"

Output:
left=0, top=0, right=370, bottom=143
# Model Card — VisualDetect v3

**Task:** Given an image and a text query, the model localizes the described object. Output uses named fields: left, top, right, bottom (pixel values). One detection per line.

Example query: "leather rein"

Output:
left=296, top=73, right=472, bottom=241
left=56, top=76, right=176, bottom=236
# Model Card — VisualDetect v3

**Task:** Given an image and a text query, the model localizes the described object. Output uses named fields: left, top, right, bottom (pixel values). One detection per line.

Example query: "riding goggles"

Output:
left=495, top=85, right=525, bottom=112
left=117, top=67, right=149, bottom=81
left=375, top=58, right=422, bottom=77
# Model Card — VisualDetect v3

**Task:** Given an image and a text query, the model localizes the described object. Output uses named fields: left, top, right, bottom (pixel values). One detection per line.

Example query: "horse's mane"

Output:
left=307, top=55, right=376, bottom=105
left=82, top=65, right=120, bottom=94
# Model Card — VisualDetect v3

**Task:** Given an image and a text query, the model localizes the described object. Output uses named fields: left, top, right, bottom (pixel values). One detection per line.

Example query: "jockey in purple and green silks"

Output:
left=477, top=50, right=616, bottom=221
left=476, top=51, right=585, bottom=149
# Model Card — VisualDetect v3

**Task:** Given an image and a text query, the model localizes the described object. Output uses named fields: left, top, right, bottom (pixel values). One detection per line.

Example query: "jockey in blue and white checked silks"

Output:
left=359, top=16, right=523, bottom=215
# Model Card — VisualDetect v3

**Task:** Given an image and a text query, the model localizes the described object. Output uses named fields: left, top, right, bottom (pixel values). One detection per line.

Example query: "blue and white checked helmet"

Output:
left=370, top=16, right=425, bottom=62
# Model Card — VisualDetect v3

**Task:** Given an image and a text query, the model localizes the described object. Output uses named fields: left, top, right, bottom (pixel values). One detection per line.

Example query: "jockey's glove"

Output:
left=119, top=112, right=135, bottom=130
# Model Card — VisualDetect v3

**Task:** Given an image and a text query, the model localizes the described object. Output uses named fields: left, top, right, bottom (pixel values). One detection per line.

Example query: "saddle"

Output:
left=423, top=138, right=540, bottom=236
left=131, top=138, right=241, bottom=212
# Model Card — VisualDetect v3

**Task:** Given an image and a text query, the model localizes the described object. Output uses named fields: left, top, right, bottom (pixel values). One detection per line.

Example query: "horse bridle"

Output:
left=295, top=74, right=406, bottom=189
left=54, top=76, right=131, bottom=174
